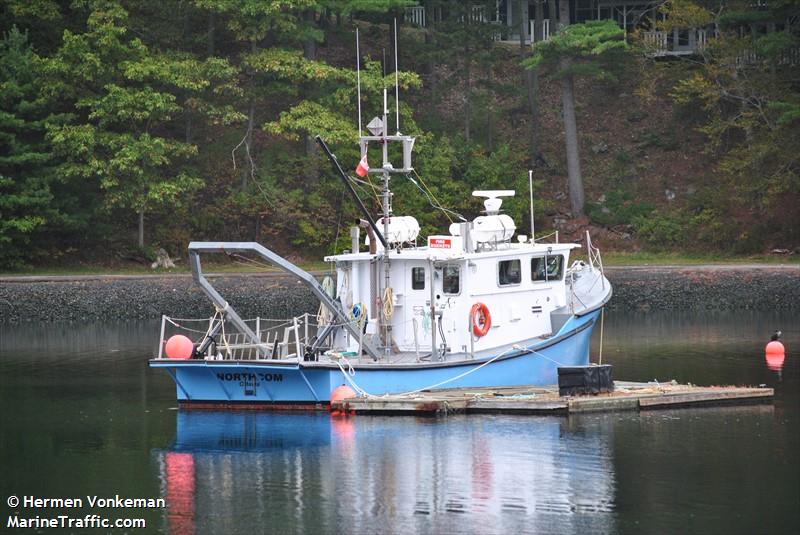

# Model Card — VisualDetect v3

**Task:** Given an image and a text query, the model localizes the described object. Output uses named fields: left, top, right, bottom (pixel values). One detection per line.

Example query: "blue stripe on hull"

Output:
left=153, top=310, right=599, bottom=405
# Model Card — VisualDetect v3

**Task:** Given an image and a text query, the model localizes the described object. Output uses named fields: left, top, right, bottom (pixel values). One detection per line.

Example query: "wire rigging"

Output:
left=329, top=186, right=347, bottom=263
left=407, top=169, right=466, bottom=224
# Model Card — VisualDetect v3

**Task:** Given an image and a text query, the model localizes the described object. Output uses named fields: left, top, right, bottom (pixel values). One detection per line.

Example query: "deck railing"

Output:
left=642, top=28, right=799, bottom=65
left=529, top=19, right=551, bottom=42
left=405, top=6, right=425, bottom=27
left=734, top=45, right=800, bottom=66
left=157, top=313, right=320, bottom=361
left=403, top=6, right=551, bottom=44
left=585, top=231, right=605, bottom=291
left=642, top=28, right=707, bottom=57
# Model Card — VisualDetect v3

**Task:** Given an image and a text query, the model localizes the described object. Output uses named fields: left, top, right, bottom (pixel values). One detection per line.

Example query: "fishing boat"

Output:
left=149, top=34, right=611, bottom=408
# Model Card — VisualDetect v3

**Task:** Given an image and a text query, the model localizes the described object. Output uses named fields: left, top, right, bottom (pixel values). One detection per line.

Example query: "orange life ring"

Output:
left=471, top=302, right=491, bottom=337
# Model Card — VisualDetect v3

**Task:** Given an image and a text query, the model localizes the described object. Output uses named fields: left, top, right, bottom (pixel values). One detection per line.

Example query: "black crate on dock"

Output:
left=557, top=365, right=614, bottom=397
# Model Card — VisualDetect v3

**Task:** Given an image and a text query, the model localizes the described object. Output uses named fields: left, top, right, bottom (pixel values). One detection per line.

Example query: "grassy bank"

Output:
left=601, top=252, right=798, bottom=266
left=1, top=254, right=796, bottom=278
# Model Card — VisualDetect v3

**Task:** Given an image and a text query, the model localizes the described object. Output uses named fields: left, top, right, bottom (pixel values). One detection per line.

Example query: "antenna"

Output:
left=394, top=18, right=400, bottom=134
left=356, top=27, right=362, bottom=139
left=529, top=170, right=535, bottom=243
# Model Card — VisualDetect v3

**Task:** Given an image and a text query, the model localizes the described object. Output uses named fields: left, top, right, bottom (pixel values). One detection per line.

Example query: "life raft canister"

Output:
left=471, top=302, right=492, bottom=337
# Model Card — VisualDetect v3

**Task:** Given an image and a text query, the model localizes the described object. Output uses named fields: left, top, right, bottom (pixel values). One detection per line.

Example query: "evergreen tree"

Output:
left=0, top=27, right=58, bottom=267
left=525, top=19, right=627, bottom=217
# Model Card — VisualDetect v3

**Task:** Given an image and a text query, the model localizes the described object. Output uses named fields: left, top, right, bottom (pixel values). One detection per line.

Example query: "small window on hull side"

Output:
left=442, top=265, right=460, bottom=294
left=498, top=259, right=521, bottom=286
left=412, top=267, right=425, bottom=290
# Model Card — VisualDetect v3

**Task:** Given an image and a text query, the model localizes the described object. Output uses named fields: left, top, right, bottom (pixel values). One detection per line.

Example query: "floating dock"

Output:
left=330, top=381, right=774, bottom=415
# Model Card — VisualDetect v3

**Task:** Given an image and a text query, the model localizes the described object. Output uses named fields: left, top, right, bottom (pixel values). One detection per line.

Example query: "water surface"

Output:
left=0, top=310, right=797, bottom=534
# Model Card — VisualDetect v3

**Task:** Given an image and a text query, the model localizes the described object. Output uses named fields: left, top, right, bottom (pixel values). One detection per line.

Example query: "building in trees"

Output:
left=405, top=1, right=797, bottom=57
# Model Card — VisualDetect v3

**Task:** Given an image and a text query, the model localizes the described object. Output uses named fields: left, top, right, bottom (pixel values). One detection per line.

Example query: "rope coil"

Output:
left=382, top=287, right=394, bottom=321
left=316, top=275, right=336, bottom=327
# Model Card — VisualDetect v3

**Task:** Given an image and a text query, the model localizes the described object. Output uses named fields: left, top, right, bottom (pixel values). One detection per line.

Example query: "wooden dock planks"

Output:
left=331, top=382, right=774, bottom=415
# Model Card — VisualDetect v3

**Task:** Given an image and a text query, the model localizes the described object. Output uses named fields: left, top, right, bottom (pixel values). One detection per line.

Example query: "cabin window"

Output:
left=531, top=255, right=564, bottom=281
left=498, top=259, right=521, bottom=286
left=546, top=255, right=564, bottom=280
left=442, top=265, right=460, bottom=294
left=411, top=267, right=425, bottom=290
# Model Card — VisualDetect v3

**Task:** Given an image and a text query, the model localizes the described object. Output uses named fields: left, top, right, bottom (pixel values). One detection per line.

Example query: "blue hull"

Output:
left=151, top=311, right=599, bottom=407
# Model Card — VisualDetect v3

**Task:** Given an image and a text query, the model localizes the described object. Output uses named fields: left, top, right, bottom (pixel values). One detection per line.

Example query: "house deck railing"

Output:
left=404, top=6, right=551, bottom=44
left=642, top=28, right=707, bottom=56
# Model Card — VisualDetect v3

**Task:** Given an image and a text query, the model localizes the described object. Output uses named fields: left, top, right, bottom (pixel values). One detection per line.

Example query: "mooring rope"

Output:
left=598, top=307, right=605, bottom=365
left=332, top=343, right=566, bottom=399
left=331, top=354, right=371, bottom=398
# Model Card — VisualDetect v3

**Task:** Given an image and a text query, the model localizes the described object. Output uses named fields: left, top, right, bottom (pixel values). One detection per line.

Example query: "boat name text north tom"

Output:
left=216, top=372, right=283, bottom=383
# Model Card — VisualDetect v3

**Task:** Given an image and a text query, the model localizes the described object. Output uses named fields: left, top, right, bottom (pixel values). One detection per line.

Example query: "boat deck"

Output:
left=330, top=381, right=774, bottom=415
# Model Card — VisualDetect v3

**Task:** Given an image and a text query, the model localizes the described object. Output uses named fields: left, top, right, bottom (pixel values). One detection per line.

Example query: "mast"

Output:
left=529, top=169, right=535, bottom=243
left=381, top=87, right=392, bottom=356
left=356, top=27, right=362, bottom=138
left=354, top=29, right=414, bottom=359
left=394, top=18, right=400, bottom=134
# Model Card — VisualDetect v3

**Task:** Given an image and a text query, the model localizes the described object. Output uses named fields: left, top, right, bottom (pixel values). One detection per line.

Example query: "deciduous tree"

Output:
left=44, top=1, right=203, bottom=248
left=665, top=0, right=800, bottom=247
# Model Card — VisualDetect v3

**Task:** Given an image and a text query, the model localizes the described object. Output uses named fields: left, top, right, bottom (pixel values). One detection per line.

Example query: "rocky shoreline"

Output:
left=604, top=266, right=799, bottom=313
left=0, top=266, right=797, bottom=323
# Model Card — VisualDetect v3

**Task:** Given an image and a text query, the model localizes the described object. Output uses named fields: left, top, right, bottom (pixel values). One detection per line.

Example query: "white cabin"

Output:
left=325, top=192, right=580, bottom=360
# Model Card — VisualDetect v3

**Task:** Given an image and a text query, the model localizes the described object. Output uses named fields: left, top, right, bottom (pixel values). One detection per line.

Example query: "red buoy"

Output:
left=330, top=385, right=356, bottom=415
left=165, top=334, right=194, bottom=359
left=765, top=341, right=785, bottom=357
left=331, top=385, right=356, bottom=403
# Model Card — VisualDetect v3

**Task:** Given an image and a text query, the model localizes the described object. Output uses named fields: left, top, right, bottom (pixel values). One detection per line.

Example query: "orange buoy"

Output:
left=331, top=385, right=356, bottom=402
left=330, top=385, right=357, bottom=415
left=470, top=302, right=492, bottom=337
left=165, top=334, right=194, bottom=359
left=765, top=341, right=785, bottom=357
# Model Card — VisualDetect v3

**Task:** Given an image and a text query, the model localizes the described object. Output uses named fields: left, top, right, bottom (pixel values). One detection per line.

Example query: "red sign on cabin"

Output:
left=429, top=237, right=452, bottom=249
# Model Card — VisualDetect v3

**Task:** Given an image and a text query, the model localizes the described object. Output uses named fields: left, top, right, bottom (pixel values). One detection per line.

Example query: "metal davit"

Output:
left=188, top=241, right=381, bottom=360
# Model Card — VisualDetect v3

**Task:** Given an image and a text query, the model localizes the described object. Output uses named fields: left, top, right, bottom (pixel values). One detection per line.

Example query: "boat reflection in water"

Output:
left=155, top=412, right=617, bottom=534
left=163, top=452, right=195, bottom=535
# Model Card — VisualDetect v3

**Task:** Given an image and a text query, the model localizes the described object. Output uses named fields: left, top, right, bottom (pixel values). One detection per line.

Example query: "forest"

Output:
left=1, top=0, right=798, bottom=269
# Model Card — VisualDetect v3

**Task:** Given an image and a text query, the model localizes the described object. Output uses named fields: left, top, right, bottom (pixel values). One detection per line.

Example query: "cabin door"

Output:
left=432, top=263, right=462, bottom=354
left=403, top=263, right=432, bottom=351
